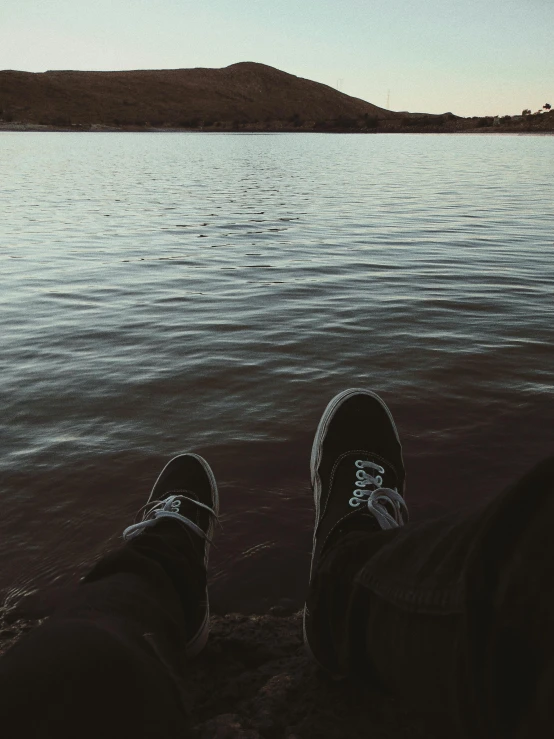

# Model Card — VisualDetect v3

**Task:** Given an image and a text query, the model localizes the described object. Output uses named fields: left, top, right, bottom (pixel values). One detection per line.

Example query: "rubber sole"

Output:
left=185, top=598, right=211, bottom=657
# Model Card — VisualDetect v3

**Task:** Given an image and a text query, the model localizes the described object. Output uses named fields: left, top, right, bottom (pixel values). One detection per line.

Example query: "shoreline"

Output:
left=1, top=122, right=553, bottom=135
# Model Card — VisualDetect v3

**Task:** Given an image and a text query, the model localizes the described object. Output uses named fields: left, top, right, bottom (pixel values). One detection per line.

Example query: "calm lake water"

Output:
left=1, top=132, right=553, bottom=613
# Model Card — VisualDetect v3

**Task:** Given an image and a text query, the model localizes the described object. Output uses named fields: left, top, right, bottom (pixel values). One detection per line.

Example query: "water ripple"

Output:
left=1, top=132, right=553, bottom=610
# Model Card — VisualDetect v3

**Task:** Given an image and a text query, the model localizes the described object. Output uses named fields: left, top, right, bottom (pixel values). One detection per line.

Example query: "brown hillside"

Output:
left=0, top=62, right=395, bottom=128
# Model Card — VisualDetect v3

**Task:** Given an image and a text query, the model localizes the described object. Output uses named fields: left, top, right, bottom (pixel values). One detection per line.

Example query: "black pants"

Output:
left=1, top=457, right=553, bottom=738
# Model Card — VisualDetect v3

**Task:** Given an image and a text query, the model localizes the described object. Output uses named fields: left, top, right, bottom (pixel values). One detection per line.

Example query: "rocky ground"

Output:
left=0, top=606, right=450, bottom=738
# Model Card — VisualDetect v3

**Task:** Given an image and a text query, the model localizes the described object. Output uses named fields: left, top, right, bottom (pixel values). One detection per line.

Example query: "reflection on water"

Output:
left=1, top=132, right=553, bottom=612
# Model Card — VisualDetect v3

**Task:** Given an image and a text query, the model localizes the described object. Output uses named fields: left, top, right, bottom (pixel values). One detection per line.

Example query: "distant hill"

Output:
left=1, top=62, right=552, bottom=133
left=0, top=62, right=396, bottom=129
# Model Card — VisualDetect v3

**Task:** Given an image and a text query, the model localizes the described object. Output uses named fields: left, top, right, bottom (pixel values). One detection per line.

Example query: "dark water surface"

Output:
left=1, top=132, right=553, bottom=612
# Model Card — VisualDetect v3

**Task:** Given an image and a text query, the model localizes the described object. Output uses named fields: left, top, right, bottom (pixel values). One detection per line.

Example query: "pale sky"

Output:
left=1, top=0, right=552, bottom=117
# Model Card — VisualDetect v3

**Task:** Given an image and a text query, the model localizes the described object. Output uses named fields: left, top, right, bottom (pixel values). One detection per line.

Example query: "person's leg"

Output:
left=357, top=457, right=554, bottom=737
left=304, top=388, right=553, bottom=738
left=0, top=453, right=219, bottom=739
left=454, top=454, right=554, bottom=738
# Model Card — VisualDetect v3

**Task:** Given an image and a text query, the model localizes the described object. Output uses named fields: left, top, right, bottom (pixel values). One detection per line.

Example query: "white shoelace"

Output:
left=122, top=493, right=216, bottom=541
left=349, top=459, right=408, bottom=530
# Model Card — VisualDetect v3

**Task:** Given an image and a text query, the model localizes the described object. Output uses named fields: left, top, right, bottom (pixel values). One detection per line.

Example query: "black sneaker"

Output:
left=122, top=453, right=219, bottom=657
left=303, top=388, right=408, bottom=667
